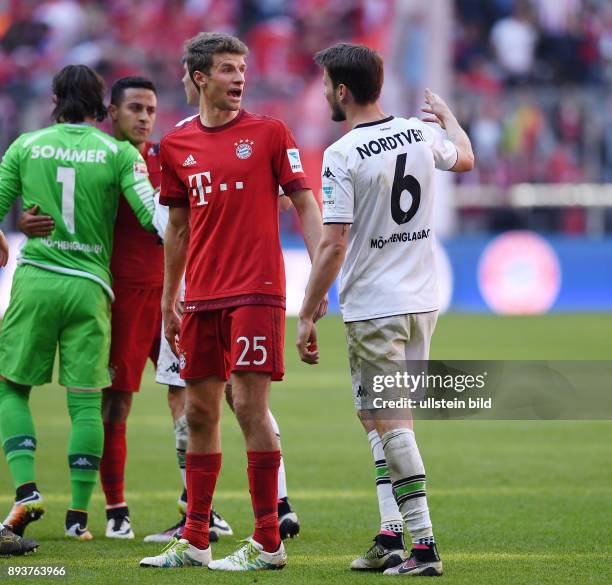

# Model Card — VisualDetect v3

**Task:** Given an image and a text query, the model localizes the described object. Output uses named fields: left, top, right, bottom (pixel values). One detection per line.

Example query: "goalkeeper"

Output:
left=0, top=65, right=156, bottom=542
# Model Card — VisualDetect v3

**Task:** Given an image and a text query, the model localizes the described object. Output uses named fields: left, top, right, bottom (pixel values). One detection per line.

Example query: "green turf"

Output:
left=1, top=313, right=611, bottom=584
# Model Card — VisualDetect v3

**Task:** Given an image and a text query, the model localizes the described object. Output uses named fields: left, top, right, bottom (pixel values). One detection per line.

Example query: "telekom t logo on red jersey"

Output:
left=188, top=172, right=244, bottom=206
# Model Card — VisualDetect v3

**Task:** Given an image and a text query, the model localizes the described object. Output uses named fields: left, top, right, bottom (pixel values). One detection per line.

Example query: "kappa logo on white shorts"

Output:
left=286, top=148, right=303, bottom=173
left=182, top=154, right=197, bottom=167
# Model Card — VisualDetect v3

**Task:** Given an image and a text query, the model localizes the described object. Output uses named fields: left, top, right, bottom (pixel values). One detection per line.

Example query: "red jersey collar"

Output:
left=197, top=109, right=245, bottom=133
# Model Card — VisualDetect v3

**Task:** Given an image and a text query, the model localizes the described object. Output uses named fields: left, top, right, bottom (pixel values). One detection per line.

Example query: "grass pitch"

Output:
left=1, top=313, right=611, bottom=584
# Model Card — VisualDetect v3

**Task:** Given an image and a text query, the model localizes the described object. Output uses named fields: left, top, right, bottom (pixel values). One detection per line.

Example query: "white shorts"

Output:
left=344, top=311, right=438, bottom=410
left=155, top=279, right=186, bottom=388
left=155, top=322, right=184, bottom=387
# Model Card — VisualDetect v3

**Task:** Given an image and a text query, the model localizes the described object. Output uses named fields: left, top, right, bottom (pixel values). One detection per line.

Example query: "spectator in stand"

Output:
left=490, top=1, right=539, bottom=84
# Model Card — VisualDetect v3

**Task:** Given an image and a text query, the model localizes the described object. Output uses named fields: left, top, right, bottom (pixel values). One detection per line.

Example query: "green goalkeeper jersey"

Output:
left=0, top=123, right=156, bottom=299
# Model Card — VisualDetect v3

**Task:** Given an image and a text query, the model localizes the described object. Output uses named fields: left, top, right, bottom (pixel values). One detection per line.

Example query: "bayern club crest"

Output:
left=235, top=139, right=254, bottom=159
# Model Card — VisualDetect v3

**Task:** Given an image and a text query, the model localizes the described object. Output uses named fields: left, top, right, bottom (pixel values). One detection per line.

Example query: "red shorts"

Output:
left=108, top=285, right=162, bottom=392
left=179, top=304, right=285, bottom=382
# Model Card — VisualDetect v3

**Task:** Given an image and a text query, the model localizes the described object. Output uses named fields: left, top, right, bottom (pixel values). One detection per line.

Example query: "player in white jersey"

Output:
left=146, top=61, right=300, bottom=542
left=297, top=44, right=474, bottom=576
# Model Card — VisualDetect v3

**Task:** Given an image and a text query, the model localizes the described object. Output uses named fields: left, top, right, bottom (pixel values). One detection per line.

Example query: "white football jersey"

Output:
left=322, top=115, right=457, bottom=322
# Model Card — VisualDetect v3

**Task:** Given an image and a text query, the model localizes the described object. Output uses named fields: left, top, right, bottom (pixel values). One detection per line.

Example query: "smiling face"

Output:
left=194, top=52, right=246, bottom=111
left=323, top=68, right=346, bottom=122
left=109, top=87, right=157, bottom=147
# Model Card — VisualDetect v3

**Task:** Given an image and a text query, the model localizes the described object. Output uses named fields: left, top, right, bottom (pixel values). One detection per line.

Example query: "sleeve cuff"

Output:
left=445, top=146, right=459, bottom=171
left=281, top=178, right=310, bottom=195
left=323, top=217, right=353, bottom=224
left=159, top=195, right=189, bottom=208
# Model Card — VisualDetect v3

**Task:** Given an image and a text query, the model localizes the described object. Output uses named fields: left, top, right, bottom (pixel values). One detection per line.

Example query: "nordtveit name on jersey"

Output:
left=31, top=145, right=107, bottom=164
left=356, top=129, right=426, bottom=160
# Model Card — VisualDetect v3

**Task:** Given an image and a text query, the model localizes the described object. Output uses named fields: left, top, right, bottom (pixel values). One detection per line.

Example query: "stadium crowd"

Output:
left=0, top=0, right=392, bottom=233
left=0, top=0, right=386, bottom=147
left=454, top=0, right=612, bottom=186
left=0, top=0, right=611, bottom=232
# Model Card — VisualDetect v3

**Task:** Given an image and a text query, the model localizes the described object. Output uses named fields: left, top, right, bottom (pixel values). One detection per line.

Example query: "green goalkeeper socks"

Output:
left=0, top=379, right=36, bottom=489
left=67, top=390, right=103, bottom=511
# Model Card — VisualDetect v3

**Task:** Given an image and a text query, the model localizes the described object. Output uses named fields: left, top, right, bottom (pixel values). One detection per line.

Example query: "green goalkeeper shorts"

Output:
left=0, top=264, right=111, bottom=388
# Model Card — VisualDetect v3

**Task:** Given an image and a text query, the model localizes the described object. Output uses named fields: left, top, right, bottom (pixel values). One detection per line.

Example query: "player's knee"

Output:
left=356, top=409, right=377, bottom=432
left=167, top=386, right=185, bottom=417
left=185, top=398, right=220, bottom=433
left=102, top=390, right=132, bottom=423
left=232, top=397, right=267, bottom=431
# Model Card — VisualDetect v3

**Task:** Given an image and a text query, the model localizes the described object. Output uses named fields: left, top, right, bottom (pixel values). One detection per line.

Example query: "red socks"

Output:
left=100, top=422, right=127, bottom=506
left=182, top=453, right=222, bottom=550
left=248, top=450, right=281, bottom=552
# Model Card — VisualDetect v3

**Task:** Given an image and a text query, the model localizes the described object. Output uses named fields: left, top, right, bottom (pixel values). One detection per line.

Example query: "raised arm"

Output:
left=162, top=206, right=190, bottom=356
left=421, top=88, right=475, bottom=172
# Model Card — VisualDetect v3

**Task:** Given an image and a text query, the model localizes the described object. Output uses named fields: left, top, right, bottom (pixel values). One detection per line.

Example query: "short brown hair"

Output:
left=314, top=43, right=384, bottom=105
left=183, top=32, right=249, bottom=85
left=51, top=64, right=107, bottom=123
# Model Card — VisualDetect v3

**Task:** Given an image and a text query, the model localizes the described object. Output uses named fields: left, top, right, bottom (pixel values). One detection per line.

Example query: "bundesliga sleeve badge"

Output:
left=133, top=161, right=149, bottom=181
left=286, top=148, right=304, bottom=173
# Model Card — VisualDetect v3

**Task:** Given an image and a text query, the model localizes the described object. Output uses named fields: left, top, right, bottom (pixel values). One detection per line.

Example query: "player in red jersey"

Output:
left=99, top=77, right=162, bottom=538
left=145, top=61, right=300, bottom=544
left=139, top=33, right=325, bottom=571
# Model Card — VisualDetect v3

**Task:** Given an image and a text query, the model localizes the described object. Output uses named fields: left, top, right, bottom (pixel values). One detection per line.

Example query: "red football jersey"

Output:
left=110, top=141, right=164, bottom=288
left=159, top=109, right=309, bottom=309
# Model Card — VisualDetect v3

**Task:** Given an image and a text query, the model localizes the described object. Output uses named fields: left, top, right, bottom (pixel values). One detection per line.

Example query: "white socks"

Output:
left=381, top=428, right=434, bottom=543
left=174, top=415, right=188, bottom=488
left=367, top=429, right=404, bottom=533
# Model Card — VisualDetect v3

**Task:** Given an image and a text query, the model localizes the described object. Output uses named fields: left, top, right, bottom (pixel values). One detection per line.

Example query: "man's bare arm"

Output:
left=288, top=188, right=328, bottom=320
left=296, top=223, right=350, bottom=364
left=162, top=206, right=190, bottom=355
left=279, top=195, right=293, bottom=213
left=422, top=88, right=475, bottom=172
left=18, top=205, right=55, bottom=237
left=287, top=189, right=322, bottom=260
